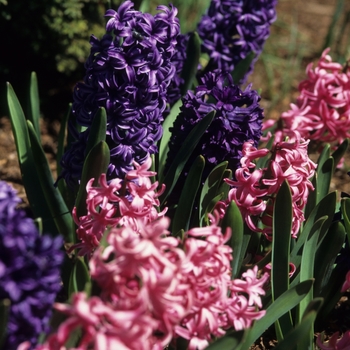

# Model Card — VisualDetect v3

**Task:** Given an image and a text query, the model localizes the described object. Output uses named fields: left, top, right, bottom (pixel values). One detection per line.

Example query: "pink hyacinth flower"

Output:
left=317, top=331, right=350, bottom=350
left=226, top=132, right=316, bottom=239
left=341, top=270, right=350, bottom=293
left=267, top=48, right=350, bottom=147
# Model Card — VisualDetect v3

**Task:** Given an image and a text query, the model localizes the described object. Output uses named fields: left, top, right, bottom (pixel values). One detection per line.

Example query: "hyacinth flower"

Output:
left=223, top=132, right=316, bottom=239
left=30, top=212, right=268, bottom=350
left=72, top=156, right=166, bottom=257
left=264, top=48, right=350, bottom=147
left=60, top=0, right=180, bottom=187
left=0, top=181, right=63, bottom=349
left=197, top=0, right=277, bottom=83
left=166, top=70, right=264, bottom=189
left=316, top=331, right=350, bottom=350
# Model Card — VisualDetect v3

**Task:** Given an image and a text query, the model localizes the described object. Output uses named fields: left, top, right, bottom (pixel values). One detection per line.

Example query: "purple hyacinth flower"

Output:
left=60, top=1, right=180, bottom=186
left=0, top=181, right=64, bottom=349
left=166, top=70, right=264, bottom=180
left=166, top=33, right=190, bottom=107
left=197, top=0, right=277, bottom=83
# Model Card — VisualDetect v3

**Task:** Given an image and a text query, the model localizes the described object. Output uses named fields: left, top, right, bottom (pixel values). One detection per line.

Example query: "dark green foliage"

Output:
left=0, top=0, right=106, bottom=118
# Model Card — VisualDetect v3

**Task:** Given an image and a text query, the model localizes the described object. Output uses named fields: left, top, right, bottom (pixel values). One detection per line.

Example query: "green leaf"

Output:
left=201, top=193, right=224, bottom=228
left=180, top=31, right=201, bottom=95
left=331, top=138, right=348, bottom=168
left=27, top=121, right=75, bottom=240
left=158, top=99, right=182, bottom=182
left=291, top=191, right=336, bottom=270
left=68, top=257, right=91, bottom=297
left=205, top=330, right=246, bottom=350
left=273, top=311, right=317, bottom=350
left=0, top=299, right=10, bottom=348
left=28, top=72, right=40, bottom=136
left=316, top=143, right=331, bottom=168
left=7, top=83, right=58, bottom=233
left=297, top=216, right=325, bottom=323
left=317, top=265, right=347, bottom=322
left=272, top=181, right=293, bottom=340
left=217, top=169, right=232, bottom=199
left=57, top=104, right=71, bottom=178
left=75, top=141, right=110, bottom=219
left=160, top=110, right=216, bottom=205
left=316, top=157, right=334, bottom=204
left=172, top=155, right=205, bottom=233
left=56, top=104, right=75, bottom=211
left=314, top=221, right=346, bottom=297
left=341, top=197, right=350, bottom=244
left=240, top=279, right=314, bottom=348
left=85, top=107, right=107, bottom=155
left=301, top=297, right=324, bottom=320
left=200, top=161, right=228, bottom=226
left=231, top=52, right=256, bottom=85
left=304, top=175, right=317, bottom=221
left=138, top=0, right=150, bottom=12
left=221, top=201, right=244, bottom=278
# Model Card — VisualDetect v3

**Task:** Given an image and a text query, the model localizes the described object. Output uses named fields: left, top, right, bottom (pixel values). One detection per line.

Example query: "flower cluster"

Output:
left=224, top=132, right=316, bottom=239
left=72, top=156, right=166, bottom=256
left=166, top=70, right=264, bottom=180
left=166, top=33, right=190, bottom=107
left=175, top=222, right=268, bottom=349
left=60, top=0, right=180, bottom=186
left=33, top=213, right=268, bottom=350
left=266, top=48, right=350, bottom=146
left=197, top=0, right=277, bottom=82
left=0, top=181, right=63, bottom=349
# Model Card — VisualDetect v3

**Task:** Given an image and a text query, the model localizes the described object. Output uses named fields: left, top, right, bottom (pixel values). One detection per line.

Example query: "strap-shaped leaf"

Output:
left=68, top=257, right=91, bottom=297
left=56, top=104, right=75, bottom=211
left=180, top=31, right=201, bottom=95
left=331, top=138, right=348, bottom=168
left=85, top=107, right=107, bottom=155
left=314, top=221, right=346, bottom=296
left=272, top=180, right=293, bottom=340
left=75, top=141, right=110, bottom=219
left=291, top=191, right=336, bottom=269
left=158, top=99, right=182, bottom=182
left=200, top=161, right=228, bottom=226
left=27, top=121, right=75, bottom=240
left=172, top=155, right=205, bottom=233
left=205, top=330, right=246, bottom=350
left=217, top=169, right=232, bottom=199
left=341, top=197, right=350, bottom=244
left=240, top=279, right=314, bottom=348
left=317, top=265, right=347, bottom=322
left=273, top=311, right=317, bottom=350
left=297, top=216, right=325, bottom=323
left=304, top=174, right=317, bottom=221
left=7, top=83, right=58, bottom=233
left=28, top=72, right=40, bottom=136
left=315, top=144, right=333, bottom=204
left=221, top=201, right=244, bottom=278
left=231, top=52, right=256, bottom=85
left=160, top=110, right=216, bottom=205
left=57, top=104, right=71, bottom=178
left=316, top=157, right=334, bottom=204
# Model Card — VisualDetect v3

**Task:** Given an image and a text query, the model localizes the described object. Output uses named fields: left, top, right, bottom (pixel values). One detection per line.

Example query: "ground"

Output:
left=1, top=0, right=350, bottom=348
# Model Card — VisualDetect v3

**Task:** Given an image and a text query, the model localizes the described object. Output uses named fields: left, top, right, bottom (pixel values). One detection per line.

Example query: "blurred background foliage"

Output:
left=1, top=0, right=350, bottom=120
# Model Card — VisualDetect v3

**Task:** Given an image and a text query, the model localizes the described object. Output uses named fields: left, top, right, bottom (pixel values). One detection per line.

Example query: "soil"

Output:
left=1, top=0, right=350, bottom=349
